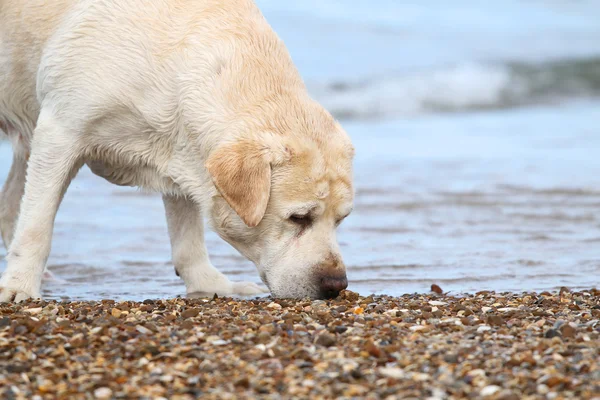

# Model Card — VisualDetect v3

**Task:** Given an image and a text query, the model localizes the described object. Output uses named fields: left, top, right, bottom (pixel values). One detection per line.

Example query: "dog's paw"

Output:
left=0, top=272, right=42, bottom=303
left=0, top=286, right=41, bottom=303
left=230, top=281, right=269, bottom=296
left=187, top=280, right=269, bottom=298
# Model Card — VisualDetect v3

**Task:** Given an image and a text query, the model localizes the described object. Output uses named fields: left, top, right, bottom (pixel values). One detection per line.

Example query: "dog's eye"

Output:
left=289, top=214, right=312, bottom=227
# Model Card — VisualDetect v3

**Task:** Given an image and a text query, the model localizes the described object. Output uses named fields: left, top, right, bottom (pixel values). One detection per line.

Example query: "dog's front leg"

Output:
left=162, top=194, right=267, bottom=297
left=0, top=112, right=82, bottom=302
left=0, top=152, right=28, bottom=250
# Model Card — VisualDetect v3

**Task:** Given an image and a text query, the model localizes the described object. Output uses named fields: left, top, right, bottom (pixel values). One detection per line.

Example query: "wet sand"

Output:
left=1, top=289, right=598, bottom=399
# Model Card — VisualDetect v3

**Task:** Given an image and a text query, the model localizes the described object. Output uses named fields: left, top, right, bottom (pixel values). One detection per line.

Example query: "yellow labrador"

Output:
left=0, top=0, right=354, bottom=301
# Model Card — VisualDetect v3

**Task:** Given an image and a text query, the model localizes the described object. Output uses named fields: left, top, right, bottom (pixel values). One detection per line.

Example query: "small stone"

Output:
left=302, top=379, right=315, bottom=388
left=537, top=384, right=550, bottom=395
left=111, top=308, right=122, bottom=318
left=545, top=375, right=564, bottom=388
left=481, top=385, right=501, bottom=397
left=410, top=325, right=429, bottom=332
left=235, top=377, right=250, bottom=388
left=428, top=300, right=447, bottom=306
left=24, top=307, right=43, bottom=315
left=6, top=363, right=31, bottom=373
left=267, top=302, right=282, bottom=310
left=535, top=318, right=547, bottom=327
left=181, top=308, right=200, bottom=319
left=444, top=353, right=459, bottom=363
left=94, top=387, right=112, bottom=399
left=477, top=325, right=492, bottom=333
left=315, top=332, right=336, bottom=347
left=544, top=329, right=561, bottom=339
left=344, top=385, right=368, bottom=396
left=553, top=320, right=566, bottom=330
left=339, top=290, right=359, bottom=301
left=559, top=323, right=577, bottom=339
left=136, top=325, right=152, bottom=335
left=256, top=331, right=271, bottom=344
left=334, top=325, right=348, bottom=334
left=56, top=317, right=70, bottom=327
left=90, top=326, right=103, bottom=335
left=378, top=367, right=405, bottom=379
left=412, top=372, right=430, bottom=381
left=208, top=339, right=229, bottom=346
left=430, top=284, right=443, bottom=294
left=497, top=307, right=518, bottom=312
left=487, top=315, right=505, bottom=326
left=69, top=333, right=86, bottom=348
left=497, top=391, right=520, bottom=400
left=365, top=340, right=382, bottom=358
left=467, top=369, right=486, bottom=378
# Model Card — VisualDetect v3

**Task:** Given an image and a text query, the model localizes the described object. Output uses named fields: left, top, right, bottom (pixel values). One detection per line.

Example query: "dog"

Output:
left=0, top=0, right=354, bottom=301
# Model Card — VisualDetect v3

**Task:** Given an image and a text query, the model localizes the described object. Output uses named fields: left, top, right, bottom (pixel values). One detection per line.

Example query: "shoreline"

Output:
left=1, top=289, right=599, bottom=399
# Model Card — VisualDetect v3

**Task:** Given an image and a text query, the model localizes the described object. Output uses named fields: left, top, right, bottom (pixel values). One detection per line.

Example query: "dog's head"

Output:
left=205, top=105, right=354, bottom=299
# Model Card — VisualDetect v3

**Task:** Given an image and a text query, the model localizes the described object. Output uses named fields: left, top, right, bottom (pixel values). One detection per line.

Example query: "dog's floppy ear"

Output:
left=206, top=136, right=288, bottom=227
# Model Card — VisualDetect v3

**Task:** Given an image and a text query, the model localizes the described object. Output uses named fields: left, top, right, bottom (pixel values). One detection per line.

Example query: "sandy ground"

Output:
left=1, top=288, right=599, bottom=399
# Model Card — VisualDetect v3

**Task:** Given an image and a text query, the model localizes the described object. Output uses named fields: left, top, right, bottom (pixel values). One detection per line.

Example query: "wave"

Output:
left=309, top=57, right=600, bottom=120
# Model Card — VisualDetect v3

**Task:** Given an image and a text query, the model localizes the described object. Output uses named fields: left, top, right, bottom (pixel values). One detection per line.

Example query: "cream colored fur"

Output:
left=0, top=0, right=354, bottom=301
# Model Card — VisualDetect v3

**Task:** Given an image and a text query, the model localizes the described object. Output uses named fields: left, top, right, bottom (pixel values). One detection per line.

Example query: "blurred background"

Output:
left=1, top=0, right=599, bottom=299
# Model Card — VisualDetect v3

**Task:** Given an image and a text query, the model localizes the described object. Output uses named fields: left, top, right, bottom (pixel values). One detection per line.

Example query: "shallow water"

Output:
left=1, top=1, right=600, bottom=300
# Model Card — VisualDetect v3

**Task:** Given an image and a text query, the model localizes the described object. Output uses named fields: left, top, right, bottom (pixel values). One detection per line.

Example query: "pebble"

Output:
left=560, top=323, right=577, bottom=338
left=428, top=300, right=447, bottom=306
left=315, top=333, right=336, bottom=347
left=467, top=369, right=486, bottom=378
left=378, top=367, right=405, bottom=379
left=94, top=387, right=112, bottom=399
left=181, top=308, right=200, bottom=319
left=1, top=289, right=598, bottom=399
left=430, top=284, right=443, bottom=294
left=410, top=325, right=429, bottom=332
left=481, top=385, right=501, bottom=396
left=365, top=340, right=382, bottom=358
left=136, top=325, right=152, bottom=335
left=208, top=339, right=229, bottom=346
left=498, top=307, right=518, bottom=312
left=537, top=384, right=550, bottom=395
left=544, top=329, right=561, bottom=339
left=444, top=353, right=459, bottom=363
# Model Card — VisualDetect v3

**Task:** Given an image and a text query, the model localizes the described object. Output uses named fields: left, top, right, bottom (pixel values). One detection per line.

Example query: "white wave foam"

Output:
left=310, top=63, right=514, bottom=119
left=309, top=58, right=600, bottom=119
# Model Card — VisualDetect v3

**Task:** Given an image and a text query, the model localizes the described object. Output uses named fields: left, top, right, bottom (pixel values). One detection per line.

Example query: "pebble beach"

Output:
left=1, top=288, right=599, bottom=399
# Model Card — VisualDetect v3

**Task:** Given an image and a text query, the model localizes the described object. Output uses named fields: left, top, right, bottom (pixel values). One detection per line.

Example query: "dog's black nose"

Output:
left=319, top=275, right=348, bottom=299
